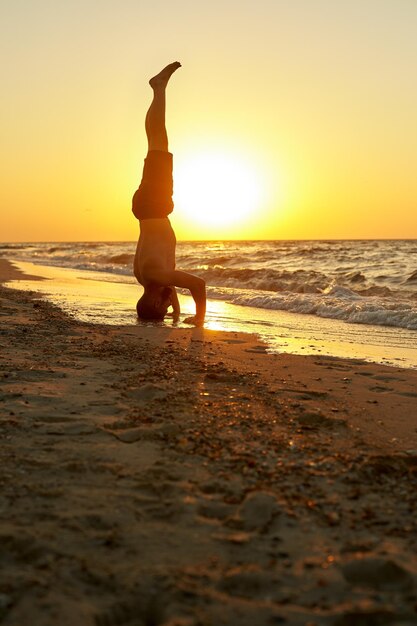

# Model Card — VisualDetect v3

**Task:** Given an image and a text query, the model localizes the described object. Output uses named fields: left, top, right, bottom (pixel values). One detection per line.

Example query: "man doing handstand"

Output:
left=132, top=62, right=206, bottom=325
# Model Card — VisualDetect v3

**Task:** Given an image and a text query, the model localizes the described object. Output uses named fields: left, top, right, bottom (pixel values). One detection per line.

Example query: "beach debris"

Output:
left=326, top=511, right=340, bottom=526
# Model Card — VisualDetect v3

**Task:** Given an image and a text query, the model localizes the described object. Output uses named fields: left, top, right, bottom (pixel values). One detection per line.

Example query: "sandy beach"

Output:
left=1, top=258, right=416, bottom=625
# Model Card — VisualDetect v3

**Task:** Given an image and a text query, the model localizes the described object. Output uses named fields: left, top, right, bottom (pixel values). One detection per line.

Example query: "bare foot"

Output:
left=183, top=315, right=204, bottom=327
left=149, top=62, right=181, bottom=90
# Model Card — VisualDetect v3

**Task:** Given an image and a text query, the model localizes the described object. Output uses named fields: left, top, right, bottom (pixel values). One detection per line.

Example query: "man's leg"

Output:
left=132, top=63, right=180, bottom=221
left=145, top=62, right=181, bottom=152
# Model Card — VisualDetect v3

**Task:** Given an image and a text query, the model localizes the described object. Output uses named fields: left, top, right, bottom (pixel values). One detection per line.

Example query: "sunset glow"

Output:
left=174, top=150, right=267, bottom=229
left=1, top=2, right=417, bottom=241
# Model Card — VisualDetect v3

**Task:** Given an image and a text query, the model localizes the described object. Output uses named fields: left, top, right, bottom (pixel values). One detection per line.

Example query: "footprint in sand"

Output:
left=226, top=491, right=279, bottom=532
left=33, top=415, right=73, bottom=424
left=109, top=423, right=181, bottom=444
left=220, top=338, right=247, bottom=344
left=369, top=385, right=394, bottom=393
left=341, top=557, right=413, bottom=590
left=109, top=427, right=147, bottom=443
left=333, top=609, right=410, bottom=626
left=8, top=368, right=66, bottom=382
left=373, top=375, right=403, bottom=382
left=245, top=346, right=268, bottom=354
left=295, top=411, right=347, bottom=430
left=197, top=499, right=234, bottom=521
left=36, top=422, right=98, bottom=436
left=277, top=387, right=328, bottom=400
left=94, top=579, right=168, bottom=626
left=125, top=383, right=167, bottom=403
left=359, top=455, right=415, bottom=478
left=218, top=568, right=279, bottom=600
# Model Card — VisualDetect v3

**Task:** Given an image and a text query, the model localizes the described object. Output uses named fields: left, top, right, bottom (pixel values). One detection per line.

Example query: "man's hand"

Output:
left=144, top=267, right=206, bottom=324
left=166, top=311, right=180, bottom=322
left=183, top=315, right=204, bottom=327
left=170, top=287, right=180, bottom=321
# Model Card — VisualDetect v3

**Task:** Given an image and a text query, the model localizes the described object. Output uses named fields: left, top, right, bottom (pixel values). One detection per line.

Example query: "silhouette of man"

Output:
left=132, top=62, right=206, bottom=325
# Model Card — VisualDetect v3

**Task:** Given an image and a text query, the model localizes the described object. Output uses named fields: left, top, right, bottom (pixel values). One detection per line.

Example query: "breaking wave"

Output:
left=2, top=238, right=417, bottom=331
left=206, top=285, right=417, bottom=330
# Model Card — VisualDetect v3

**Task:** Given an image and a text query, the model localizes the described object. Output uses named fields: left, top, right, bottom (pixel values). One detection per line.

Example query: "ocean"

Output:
left=2, top=239, right=417, bottom=368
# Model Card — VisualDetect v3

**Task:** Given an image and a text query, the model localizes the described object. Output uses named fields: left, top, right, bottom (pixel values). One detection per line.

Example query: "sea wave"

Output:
left=190, top=266, right=417, bottom=300
left=406, top=269, right=417, bottom=283
left=106, top=253, right=134, bottom=265
left=3, top=239, right=417, bottom=331
left=206, top=286, right=417, bottom=330
left=195, top=267, right=331, bottom=293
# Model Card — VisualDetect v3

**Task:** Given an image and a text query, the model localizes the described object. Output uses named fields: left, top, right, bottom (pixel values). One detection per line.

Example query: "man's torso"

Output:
left=134, top=218, right=176, bottom=286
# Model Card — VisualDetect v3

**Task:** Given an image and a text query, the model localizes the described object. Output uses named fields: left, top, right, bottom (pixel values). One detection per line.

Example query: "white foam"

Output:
left=207, top=287, right=417, bottom=331
left=4, top=239, right=417, bottom=331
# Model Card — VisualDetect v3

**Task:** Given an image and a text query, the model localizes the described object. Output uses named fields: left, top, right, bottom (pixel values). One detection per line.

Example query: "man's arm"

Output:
left=170, top=287, right=180, bottom=321
left=145, top=266, right=206, bottom=323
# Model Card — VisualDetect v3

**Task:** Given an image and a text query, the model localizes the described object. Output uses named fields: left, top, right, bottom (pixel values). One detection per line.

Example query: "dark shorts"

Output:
left=132, top=150, right=174, bottom=221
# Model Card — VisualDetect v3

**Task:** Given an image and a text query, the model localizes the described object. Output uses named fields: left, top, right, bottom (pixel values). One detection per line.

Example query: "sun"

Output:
left=174, top=150, right=264, bottom=228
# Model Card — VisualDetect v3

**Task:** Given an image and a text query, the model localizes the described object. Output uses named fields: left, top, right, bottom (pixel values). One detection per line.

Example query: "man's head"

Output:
left=136, top=286, right=172, bottom=321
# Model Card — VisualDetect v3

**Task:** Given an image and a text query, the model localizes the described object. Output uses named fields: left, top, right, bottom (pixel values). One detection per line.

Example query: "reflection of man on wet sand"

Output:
left=132, top=62, right=206, bottom=325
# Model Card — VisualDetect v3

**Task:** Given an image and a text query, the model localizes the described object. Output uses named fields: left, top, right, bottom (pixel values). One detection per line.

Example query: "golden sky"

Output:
left=1, top=0, right=417, bottom=241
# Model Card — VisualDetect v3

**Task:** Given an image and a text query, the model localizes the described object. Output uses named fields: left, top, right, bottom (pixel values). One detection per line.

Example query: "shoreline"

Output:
left=1, top=259, right=417, bottom=624
left=3, top=257, right=417, bottom=370
left=2, top=258, right=416, bottom=453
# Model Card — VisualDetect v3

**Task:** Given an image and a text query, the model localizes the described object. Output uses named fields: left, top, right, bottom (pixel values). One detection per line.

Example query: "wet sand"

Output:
left=0, top=258, right=416, bottom=625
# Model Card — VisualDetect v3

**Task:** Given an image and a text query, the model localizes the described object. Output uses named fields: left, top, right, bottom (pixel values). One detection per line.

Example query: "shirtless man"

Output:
left=132, top=62, right=206, bottom=325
